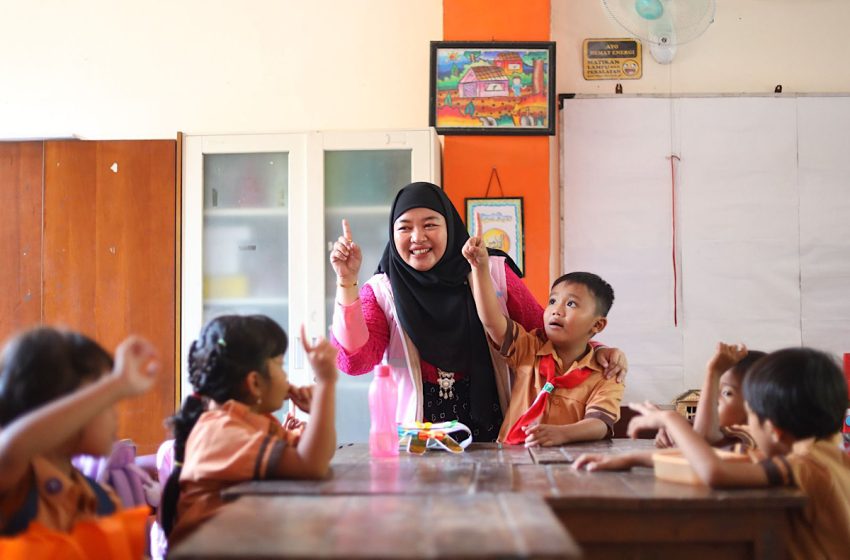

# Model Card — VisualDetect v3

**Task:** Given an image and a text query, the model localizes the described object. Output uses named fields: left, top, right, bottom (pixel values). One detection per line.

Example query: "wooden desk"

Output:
left=168, top=493, right=581, bottom=559
left=195, top=442, right=806, bottom=559
left=224, top=442, right=532, bottom=499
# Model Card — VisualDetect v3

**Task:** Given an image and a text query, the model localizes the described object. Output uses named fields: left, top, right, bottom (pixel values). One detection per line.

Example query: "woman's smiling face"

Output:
left=393, top=207, right=448, bottom=271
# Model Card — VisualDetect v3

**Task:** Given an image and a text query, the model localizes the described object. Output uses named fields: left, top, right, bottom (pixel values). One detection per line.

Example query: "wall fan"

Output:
left=602, top=0, right=716, bottom=64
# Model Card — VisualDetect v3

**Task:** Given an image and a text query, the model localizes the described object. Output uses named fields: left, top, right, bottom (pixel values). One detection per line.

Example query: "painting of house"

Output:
left=430, top=41, right=555, bottom=134
left=458, top=66, right=509, bottom=98
left=493, top=52, right=524, bottom=75
left=673, top=389, right=701, bottom=421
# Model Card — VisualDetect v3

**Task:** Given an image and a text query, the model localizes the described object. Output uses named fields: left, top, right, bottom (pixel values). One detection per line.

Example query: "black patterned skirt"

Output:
left=422, top=377, right=502, bottom=442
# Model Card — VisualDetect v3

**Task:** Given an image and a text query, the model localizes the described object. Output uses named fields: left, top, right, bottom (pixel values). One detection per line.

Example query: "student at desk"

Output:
left=627, top=348, right=850, bottom=559
left=463, top=225, right=623, bottom=447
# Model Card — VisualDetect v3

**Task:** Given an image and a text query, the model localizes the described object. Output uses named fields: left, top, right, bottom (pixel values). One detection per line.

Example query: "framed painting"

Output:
left=465, top=197, right=525, bottom=274
left=430, top=41, right=556, bottom=135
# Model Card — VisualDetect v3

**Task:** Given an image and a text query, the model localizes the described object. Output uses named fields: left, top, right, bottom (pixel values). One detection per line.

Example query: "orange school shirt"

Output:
left=495, top=319, right=624, bottom=443
left=0, top=456, right=120, bottom=535
left=170, top=400, right=289, bottom=544
left=759, top=436, right=850, bottom=559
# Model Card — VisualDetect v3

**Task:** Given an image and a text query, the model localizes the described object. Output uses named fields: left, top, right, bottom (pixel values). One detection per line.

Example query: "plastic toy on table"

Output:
left=397, top=421, right=473, bottom=455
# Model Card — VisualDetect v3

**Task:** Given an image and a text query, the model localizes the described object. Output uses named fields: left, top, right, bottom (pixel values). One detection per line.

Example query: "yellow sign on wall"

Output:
left=583, top=39, right=642, bottom=80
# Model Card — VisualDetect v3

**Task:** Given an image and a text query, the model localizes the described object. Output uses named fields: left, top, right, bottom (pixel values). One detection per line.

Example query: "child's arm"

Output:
left=573, top=450, right=655, bottom=471
left=0, top=337, right=159, bottom=493
left=523, top=418, right=609, bottom=447
left=628, top=402, right=769, bottom=488
left=693, top=342, right=747, bottom=444
left=272, top=327, right=337, bottom=479
left=462, top=217, right=508, bottom=346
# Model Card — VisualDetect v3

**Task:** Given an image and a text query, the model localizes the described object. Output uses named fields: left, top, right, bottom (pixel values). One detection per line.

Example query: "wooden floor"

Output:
left=170, top=441, right=806, bottom=559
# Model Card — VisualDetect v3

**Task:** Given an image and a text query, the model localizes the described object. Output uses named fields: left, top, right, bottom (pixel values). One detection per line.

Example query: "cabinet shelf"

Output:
left=205, top=297, right=289, bottom=307
left=204, top=208, right=288, bottom=218
left=324, top=205, right=391, bottom=215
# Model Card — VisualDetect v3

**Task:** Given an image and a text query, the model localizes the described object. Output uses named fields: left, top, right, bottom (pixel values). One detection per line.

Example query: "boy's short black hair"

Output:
left=727, top=350, right=768, bottom=384
left=551, top=272, right=615, bottom=317
left=743, top=347, right=848, bottom=440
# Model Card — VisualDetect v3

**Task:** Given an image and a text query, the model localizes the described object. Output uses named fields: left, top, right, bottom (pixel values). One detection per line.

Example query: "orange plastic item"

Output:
left=653, top=449, right=751, bottom=485
left=0, top=506, right=149, bottom=560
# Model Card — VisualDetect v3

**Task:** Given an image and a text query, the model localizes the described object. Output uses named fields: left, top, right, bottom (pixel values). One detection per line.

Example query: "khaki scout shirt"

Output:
left=495, top=318, right=624, bottom=442
left=759, top=436, right=850, bottom=560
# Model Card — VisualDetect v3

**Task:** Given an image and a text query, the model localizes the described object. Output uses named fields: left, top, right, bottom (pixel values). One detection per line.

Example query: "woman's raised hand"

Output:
left=461, top=213, right=488, bottom=269
left=329, top=219, right=362, bottom=282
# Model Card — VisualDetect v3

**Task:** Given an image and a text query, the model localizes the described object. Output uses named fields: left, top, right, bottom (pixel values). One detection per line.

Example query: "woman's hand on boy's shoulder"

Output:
left=300, top=326, right=338, bottom=384
left=112, top=336, right=160, bottom=397
left=595, top=347, right=628, bottom=383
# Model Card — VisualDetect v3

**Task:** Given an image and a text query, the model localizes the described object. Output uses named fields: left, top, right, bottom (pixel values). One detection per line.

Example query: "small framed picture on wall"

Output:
left=466, top=197, right=525, bottom=275
left=430, top=41, right=556, bottom=135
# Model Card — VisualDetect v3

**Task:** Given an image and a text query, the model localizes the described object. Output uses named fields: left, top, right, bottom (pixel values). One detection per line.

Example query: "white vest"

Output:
left=366, top=256, right=513, bottom=423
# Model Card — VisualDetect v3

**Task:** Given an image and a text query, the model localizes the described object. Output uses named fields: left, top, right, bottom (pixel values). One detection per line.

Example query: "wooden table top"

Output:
left=224, top=440, right=805, bottom=511
left=169, top=493, right=582, bottom=559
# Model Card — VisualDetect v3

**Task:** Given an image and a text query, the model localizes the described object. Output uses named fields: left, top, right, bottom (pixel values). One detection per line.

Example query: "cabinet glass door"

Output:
left=315, top=129, right=438, bottom=443
left=202, top=152, right=290, bottom=345
left=324, top=150, right=410, bottom=443
left=182, top=134, right=305, bottom=405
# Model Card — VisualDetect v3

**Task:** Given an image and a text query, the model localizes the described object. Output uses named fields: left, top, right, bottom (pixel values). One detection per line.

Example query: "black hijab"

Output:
left=376, top=182, right=517, bottom=432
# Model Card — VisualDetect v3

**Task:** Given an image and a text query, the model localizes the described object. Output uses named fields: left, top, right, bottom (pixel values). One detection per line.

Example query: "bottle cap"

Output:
left=375, top=364, right=391, bottom=378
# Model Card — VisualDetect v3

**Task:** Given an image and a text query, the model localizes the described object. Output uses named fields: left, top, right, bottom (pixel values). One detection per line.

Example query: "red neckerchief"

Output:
left=503, top=354, right=593, bottom=445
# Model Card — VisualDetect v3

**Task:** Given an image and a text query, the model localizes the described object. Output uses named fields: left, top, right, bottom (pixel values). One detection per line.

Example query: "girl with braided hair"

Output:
left=161, top=315, right=337, bottom=544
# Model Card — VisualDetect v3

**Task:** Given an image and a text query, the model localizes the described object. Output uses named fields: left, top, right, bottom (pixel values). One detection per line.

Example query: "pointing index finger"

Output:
left=342, top=219, right=352, bottom=242
left=475, top=211, right=483, bottom=238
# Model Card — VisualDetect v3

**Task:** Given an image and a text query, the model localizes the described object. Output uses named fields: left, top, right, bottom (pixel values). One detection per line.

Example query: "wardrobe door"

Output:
left=44, top=140, right=177, bottom=454
left=0, top=142, right=43, bottom=342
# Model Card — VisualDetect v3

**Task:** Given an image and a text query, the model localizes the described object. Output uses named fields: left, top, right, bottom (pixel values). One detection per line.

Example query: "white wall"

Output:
left=554, top=0, right=850, bottom=94
left=0, top=0, right=442, bottom=139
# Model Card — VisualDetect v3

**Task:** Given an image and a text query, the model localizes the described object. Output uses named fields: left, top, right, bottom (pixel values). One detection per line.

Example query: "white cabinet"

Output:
left=181, top=130, right=440, bottom=441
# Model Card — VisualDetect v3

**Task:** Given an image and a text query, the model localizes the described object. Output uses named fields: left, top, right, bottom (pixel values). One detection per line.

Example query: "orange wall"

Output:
left=442, top=0, right=552, bottom=301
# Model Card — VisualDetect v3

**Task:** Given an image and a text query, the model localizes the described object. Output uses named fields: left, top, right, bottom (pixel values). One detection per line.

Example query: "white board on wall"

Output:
left=561, top=95, right=850, bottom=404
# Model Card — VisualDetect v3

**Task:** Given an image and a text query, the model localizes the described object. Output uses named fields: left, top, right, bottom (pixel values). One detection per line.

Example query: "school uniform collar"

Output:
left=534, top=341, right=601, bottom=375
left=790, top=433, right=842, bottom=456
left=212, top=399, right=281, bottom=432
left=31, top=456, right=99, bottom=518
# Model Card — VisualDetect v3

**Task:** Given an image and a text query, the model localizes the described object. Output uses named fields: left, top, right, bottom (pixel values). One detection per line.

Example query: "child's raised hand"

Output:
left=112, top=335, right=160, bottom=397
left=300, top=325, right=338, bottom=384
left=626, top=401, right=667, bottom=439
left=288, top=385, right=314, bottom=413
left=707, top=342, right=748, bottom=376
left=461, top=213, right=488, bottom=269
left=329, top=219, right=362, bottom=282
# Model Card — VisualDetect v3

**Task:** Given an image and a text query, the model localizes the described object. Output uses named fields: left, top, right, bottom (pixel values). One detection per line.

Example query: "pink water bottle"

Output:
left=368, top=364, right=399, bottom=457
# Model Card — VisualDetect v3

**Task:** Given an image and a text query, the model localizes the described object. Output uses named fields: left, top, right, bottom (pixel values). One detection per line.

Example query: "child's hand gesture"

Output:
left=288, top=385, right=314, bottom=413
left=573, top=452, right=633, bottom=472
left=461, top=213, right=488, bottom=269
left=522, top=423, right=567, bottom=447
left=626, top=401, right=669, bottom=439
left=329, top=219, right=362, bottom=283
left=707, top=342, right=747, bottom=377
left=112, top=336, right=160, bottom=397
left=300, top=325, right=338, bottom=384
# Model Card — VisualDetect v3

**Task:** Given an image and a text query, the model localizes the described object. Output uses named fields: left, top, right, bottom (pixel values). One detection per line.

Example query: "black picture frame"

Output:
left=429, top=41, right=556, bottom=136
